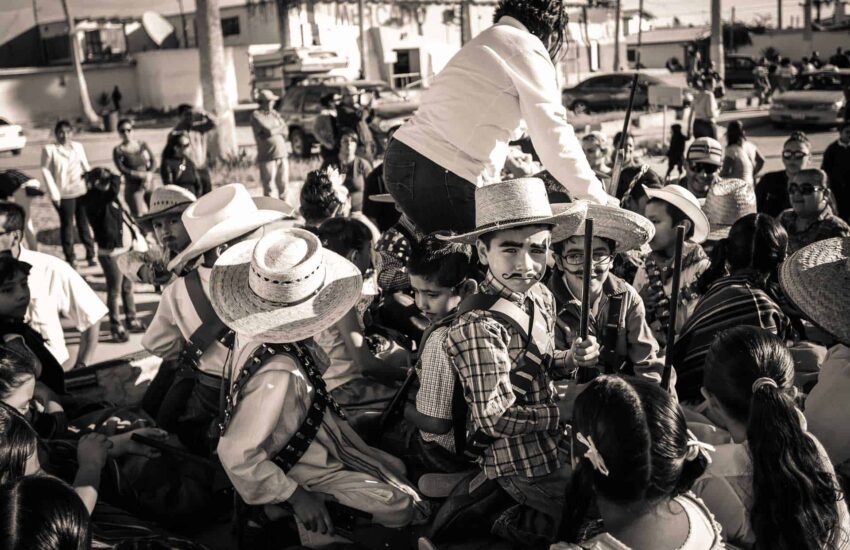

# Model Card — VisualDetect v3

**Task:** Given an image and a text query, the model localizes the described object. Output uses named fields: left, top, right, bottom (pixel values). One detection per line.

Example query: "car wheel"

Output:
left=11, top=149, right=21, bottom=156
left=289, top=128, right=310, bottom=158
left=571, top=100, right=590, bottom=114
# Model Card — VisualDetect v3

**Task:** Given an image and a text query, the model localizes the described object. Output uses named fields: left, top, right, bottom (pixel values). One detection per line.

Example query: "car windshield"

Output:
left=790, top=73, right=847, bottom=91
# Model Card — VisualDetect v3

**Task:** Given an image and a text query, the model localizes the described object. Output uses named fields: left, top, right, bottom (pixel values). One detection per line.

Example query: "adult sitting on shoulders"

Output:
left=385, top=0, right=610, bottom=235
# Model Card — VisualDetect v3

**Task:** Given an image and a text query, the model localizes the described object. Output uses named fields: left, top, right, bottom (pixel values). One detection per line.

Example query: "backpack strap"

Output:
left=180, top=269, right=235, bottom=370
left=220, top=342, right=345, bottom=473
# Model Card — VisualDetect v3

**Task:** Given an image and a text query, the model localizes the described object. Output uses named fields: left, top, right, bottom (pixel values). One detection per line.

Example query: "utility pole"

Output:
left=176, top=0, right=189, bottom=47
left=636, top=0, right=644, bottom=68
left=778, top=0, right=783, bottom=29
left=358, top=0, right=367, bottom=79
left=804, top=0, right=813, bottom=52
left=614, top=0, right=622, bottom=71
left=710, top=0, right=724, bottom=80
left=730, top=7, right=735, bottom=52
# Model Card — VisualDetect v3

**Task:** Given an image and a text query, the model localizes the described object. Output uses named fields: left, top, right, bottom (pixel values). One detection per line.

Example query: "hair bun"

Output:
left=752, top=377, right=779, bottom=393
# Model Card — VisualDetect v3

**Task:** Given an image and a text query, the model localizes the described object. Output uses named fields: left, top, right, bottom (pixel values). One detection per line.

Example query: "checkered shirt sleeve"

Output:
left=415, top=326, right=457, bottom=452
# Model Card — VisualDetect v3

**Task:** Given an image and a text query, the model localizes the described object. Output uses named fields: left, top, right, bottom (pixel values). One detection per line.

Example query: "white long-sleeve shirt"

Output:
left=40, top=141, right=90, bottom=202
left=394, top=16, right=607, bottom=205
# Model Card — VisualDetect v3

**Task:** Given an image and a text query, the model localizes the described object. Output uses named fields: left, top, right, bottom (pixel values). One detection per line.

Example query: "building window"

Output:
left=221, top=16, right=240, bottom=37
left=627, top=48, right=636, bottom=63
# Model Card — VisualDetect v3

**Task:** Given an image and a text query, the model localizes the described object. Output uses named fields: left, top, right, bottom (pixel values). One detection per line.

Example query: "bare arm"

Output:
left=75, top=322, right=100, bottom=366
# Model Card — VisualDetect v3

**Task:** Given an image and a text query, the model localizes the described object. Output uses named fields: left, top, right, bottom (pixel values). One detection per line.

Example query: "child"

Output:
left=666, top=123, right=686, bottom=179
left=142, top=184, right=286, bottom=454
left=442, top=177, right=597, bottom=546
left=401, top=234, right=477, bottom=479
left=299, top=169, right=352, bottom=234
left=580, top=132, right=611, bottom=187
left=820, top=120, right=850, bottom=220
left=554, top=376, right=721, bottom=549
left=692, top=326, right=849, bottom=549
left=81, top=167, right=144, bottom=342
left=210, top=228, right=422, bottom=544
left=633, top=185, right=711, bottom=350
left=549, top=203, right=662, bottom=380
left=778, top=168, right=850, bottom=253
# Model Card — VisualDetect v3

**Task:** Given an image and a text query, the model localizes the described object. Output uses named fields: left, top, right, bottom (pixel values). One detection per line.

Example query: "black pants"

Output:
left=58, top=197, right=95, bottom=263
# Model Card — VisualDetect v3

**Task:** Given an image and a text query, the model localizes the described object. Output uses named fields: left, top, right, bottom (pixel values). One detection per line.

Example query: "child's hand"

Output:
left=109, top=428, right=168, bottom=458
left=289, top=486, right=335, bottom=535
left=77, top=433, right=112, bottom=472
left=570, top=336, right=599, bottom=368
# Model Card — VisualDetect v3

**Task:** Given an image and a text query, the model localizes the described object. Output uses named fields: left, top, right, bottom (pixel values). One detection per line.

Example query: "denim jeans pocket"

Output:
left=383, top=160, right=416, bottom=204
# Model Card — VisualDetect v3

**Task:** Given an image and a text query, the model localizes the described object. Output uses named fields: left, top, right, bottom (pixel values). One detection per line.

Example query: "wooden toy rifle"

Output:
left=610, top=73, right=640, bottom=198
left=575, top=218, right=597, bottom=383
left=661, top=225, right=686, bottom=391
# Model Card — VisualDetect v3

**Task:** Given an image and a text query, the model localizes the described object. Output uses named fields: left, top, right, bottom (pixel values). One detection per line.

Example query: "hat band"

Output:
left=250, top=268, right=327, bottom=307
left=249, top=261, right=327, bottom=306
left=474, top=214, right=556, bottom=235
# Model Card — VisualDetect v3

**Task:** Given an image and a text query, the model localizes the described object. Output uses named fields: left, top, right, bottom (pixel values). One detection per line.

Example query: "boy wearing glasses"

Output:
left=549, top=203, right=662, bottom=379
left=778, top=168, right=850, bottom=253
left=677, top=137, right=723, bottom=199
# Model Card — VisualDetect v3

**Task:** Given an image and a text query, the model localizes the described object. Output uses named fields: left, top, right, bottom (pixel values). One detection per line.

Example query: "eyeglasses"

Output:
left=692, top=162, right=720, bottom=174
left=788, top=183, right=824, bottom=195
left=118, top=127, right=133, bottom=134
left=561, top=252, right=613, bottom=266
left=782, top=150, right=809, bottom=160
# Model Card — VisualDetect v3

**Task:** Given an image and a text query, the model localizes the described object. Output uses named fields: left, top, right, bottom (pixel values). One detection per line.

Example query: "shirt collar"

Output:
left=481, top=270, right=528, bottom=306
left=496, top=15, right=530, bottom=34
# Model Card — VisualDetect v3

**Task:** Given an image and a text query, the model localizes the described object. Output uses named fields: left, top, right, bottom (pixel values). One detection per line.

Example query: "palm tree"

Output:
left=196, top=0, right=238, bottom=162
left=59, top=0, right=99, bottom=126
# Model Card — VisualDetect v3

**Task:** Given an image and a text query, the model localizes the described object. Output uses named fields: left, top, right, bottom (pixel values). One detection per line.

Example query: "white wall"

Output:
left=736, top=29, right=850, bottom=61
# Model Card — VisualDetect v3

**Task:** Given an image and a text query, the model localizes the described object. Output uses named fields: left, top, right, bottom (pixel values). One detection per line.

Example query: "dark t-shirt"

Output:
left=822, top=141, right=850, bottom=220
left=755, top=170, right=790, bottom=219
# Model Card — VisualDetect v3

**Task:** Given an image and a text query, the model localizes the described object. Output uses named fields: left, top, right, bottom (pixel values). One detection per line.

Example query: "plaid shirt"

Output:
left=415, top=325, right=457, bottom=452
left=446, top=272, right=574, bottom=479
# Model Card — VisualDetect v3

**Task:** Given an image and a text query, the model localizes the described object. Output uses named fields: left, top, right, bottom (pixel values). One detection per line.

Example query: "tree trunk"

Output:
left=275, top=0, right=294, bottom=49
left=196, top=0, right=238, bottom=163
left=59, top=0, right=99, bottom=126
left=306, top=0, right=320, bottom=45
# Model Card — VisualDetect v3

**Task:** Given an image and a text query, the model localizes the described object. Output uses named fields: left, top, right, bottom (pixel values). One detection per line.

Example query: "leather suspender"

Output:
left=220, top=342, right=345, bottom=473
left=599, top=293, right=626, bottom=374
left=180, top=270, right=235, bottom=370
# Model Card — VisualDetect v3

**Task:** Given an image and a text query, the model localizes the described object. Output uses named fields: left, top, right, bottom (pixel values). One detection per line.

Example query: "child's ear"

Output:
left=475, top=239, right=489, bottom=266
left=458, top=279, right=477, bottom=298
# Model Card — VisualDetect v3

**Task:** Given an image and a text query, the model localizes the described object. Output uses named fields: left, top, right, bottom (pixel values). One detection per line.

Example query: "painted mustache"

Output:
left=502, top=272, right=543, bottom=281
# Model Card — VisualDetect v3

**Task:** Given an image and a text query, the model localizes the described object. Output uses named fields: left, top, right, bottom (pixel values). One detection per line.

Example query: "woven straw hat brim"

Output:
left=561, top=203, right=655, bottom=253
left=369, top=193, right=395, bottom=204
left=779, top=237, right=850, bottom=345
left=644, top=186, right=710, bottom=244
left=136, top=202, right=192, bottom=226
left=209, top=240, right=362, bottom=343
left=440, top=201, right=588, bottom=245
left=705, top=224, right=732, bottom=242
left=167, top=209, right=286, bottom=272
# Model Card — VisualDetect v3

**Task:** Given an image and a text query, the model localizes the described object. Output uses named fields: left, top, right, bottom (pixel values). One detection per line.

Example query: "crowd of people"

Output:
left=1, top=1, right=850, bottom=549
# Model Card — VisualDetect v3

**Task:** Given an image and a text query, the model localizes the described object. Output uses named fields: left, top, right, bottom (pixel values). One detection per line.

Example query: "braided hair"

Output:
left=494, top=0, right=568, bottom=61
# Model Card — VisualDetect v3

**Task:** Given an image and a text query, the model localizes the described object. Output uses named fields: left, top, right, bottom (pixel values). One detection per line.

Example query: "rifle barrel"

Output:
left=609, top=73, right=641, bottom=196
left=576, top=218, right=595, bottom=384
left=661, top=225, right=686, bottom=391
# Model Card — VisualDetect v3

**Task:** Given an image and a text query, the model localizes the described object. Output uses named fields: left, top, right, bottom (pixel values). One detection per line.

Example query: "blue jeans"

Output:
left=382, top=139, right=477, bottom=235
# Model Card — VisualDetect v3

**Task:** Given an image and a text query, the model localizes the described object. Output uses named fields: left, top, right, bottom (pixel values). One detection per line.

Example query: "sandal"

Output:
left=110, top=322, right=129, bottom=343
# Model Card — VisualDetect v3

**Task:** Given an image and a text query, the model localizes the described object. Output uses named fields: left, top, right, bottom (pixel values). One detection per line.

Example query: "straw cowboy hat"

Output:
left=702, top=178, right=757, bottom=241
left=167, top=184, right=288, bottom=272
left=780, top=237, right=850, bottom=345
left=557, top=202, right=655, bottom=253
left=137, top=185, right=197, bottom=227
left=643, top=184, right=710, bottom=244
left=441, top=177, right=588, bottom=245
left=209, top=227, right=362, bottom=343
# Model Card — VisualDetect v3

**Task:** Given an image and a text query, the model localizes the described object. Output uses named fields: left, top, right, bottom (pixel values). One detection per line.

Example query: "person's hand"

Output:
left=570, top=336, right=599, bottom=368
left=289, top=486, right=335, bottom=535
left=641, top=280, right=668, bottom=313
left=109, top=427, right=168, bottom=458
left=77, top=433, right=112, bottom=472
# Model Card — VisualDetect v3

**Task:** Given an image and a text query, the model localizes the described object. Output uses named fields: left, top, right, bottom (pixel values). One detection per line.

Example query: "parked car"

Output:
left=0, top=117, right=26, bottom=156
left=724, top=54, right=758, bottom=87
left=280, top=80, right=419, bottom=157
left=561, top=73, right=693, bottom=114
left=769, top=69, right=850, bottom=128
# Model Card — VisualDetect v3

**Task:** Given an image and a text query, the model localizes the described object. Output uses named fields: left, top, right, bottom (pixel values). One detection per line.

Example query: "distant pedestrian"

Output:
left=111, top=85, right=123, bottom=112
left=801, top=56, right=815, bottom=73
left=829, top=47, right=850, bottom=69
left=313, top=93, right=339, bottom=162
left=665, top=123, right=686, bottom=179
left=753, top=59, right=771, bottom=106
left=720, top=120, right=765, bottom=185
left=811, top=50, right=824, bottom=68
left=689, top=77, right=719, bottom=140
left=40, top=120, right=96, bottom=267
left=250, top=89, right=290, bottom=202
left=112, top=118, right=156, bottom=218
left=160, top=131, right=203, bottom=198
left=172, top=104, right=216, bottom=195
left=776, top=58, right=798, bottom=92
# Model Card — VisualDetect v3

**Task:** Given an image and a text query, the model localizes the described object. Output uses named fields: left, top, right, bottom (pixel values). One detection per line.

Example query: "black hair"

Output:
left=839, top=120, right=850, bottom=132
left=299, top=170, right=345, bottom=224
left=613, top=131, right=634, bottom=149
left=161, top=130, right=191, bottom=161
left=0, top=403, right=38, bottom=485
left=317, top=217, right=372, bottom=258
left=477, top=223, right=553, bottom=249
left=0, top=256, right=30, bottom=286
left=493, top=0, right=568, bottom=62
left=407, top=233, right=476, bottom=289
left=646, top=197, right=696, bottom=240
left=53, top=120, right=71, bottom=135
left=177, top=104, right=193, bottom=116
left=0, top=346, right=36, bottom=404
left=552, top=235, right=616, bottom=256
left=671, top=123, right=682, bottom=134
left=0, top=475, right=92, bottom=550
left=117, top=118, right=133, bottom=129
left=726, top=120, right=746, bottom=146
left=338, top=128, right=359, bottom=143
left=697, top=213, right=788, bottom=294
left=0, top=202, right=25, bottom=235
left=703, top=327, right=843, bottom=550
left=784, top=130, right=811, bottom=148
left=562, top=376, right=708, bottom=540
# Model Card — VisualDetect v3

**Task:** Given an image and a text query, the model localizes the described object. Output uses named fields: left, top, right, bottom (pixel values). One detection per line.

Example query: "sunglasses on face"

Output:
left=692, top=163, right=719, bottom=174
left=788, top=183, right=823, bottom=195
left=782, top=150, right=808, bottom=160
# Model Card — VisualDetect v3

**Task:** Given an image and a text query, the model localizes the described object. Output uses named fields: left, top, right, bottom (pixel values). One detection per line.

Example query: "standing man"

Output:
left=173, top=104, right=217, bottom=195
left=336, top=85, right=376, bottom=163
left=41, top=120, right=96, bottom=267
left=251, top=89, right=290, bottom=202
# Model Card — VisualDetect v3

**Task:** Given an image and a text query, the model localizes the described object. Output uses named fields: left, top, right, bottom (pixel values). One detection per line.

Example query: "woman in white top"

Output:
left=720, top=120, right=765, bottom=185
left=385, top=0, right=609, bottom=235
left=555, top=376, right=723, bottom=550
left=688, top=77, right=720, bottom=140
left=40, top=120, right=95, bottom=266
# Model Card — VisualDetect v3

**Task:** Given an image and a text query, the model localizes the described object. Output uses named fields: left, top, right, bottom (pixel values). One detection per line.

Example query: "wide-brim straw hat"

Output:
left=369, top=193, right=395, bottom=204
left=702, top=178, right=756, bottom=241
left=556, top=203, right=655, bottom=253
left=644, top=184, right=710, bottom=244
left=167, top=184, right=288, bottom=273
left=441, top=177, right=588, bottom=245
left=779, top=237, right=850, bottom=345
left=137, top=185, right=197, bottom=226
left=209, top=227, right=362, bottom=343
